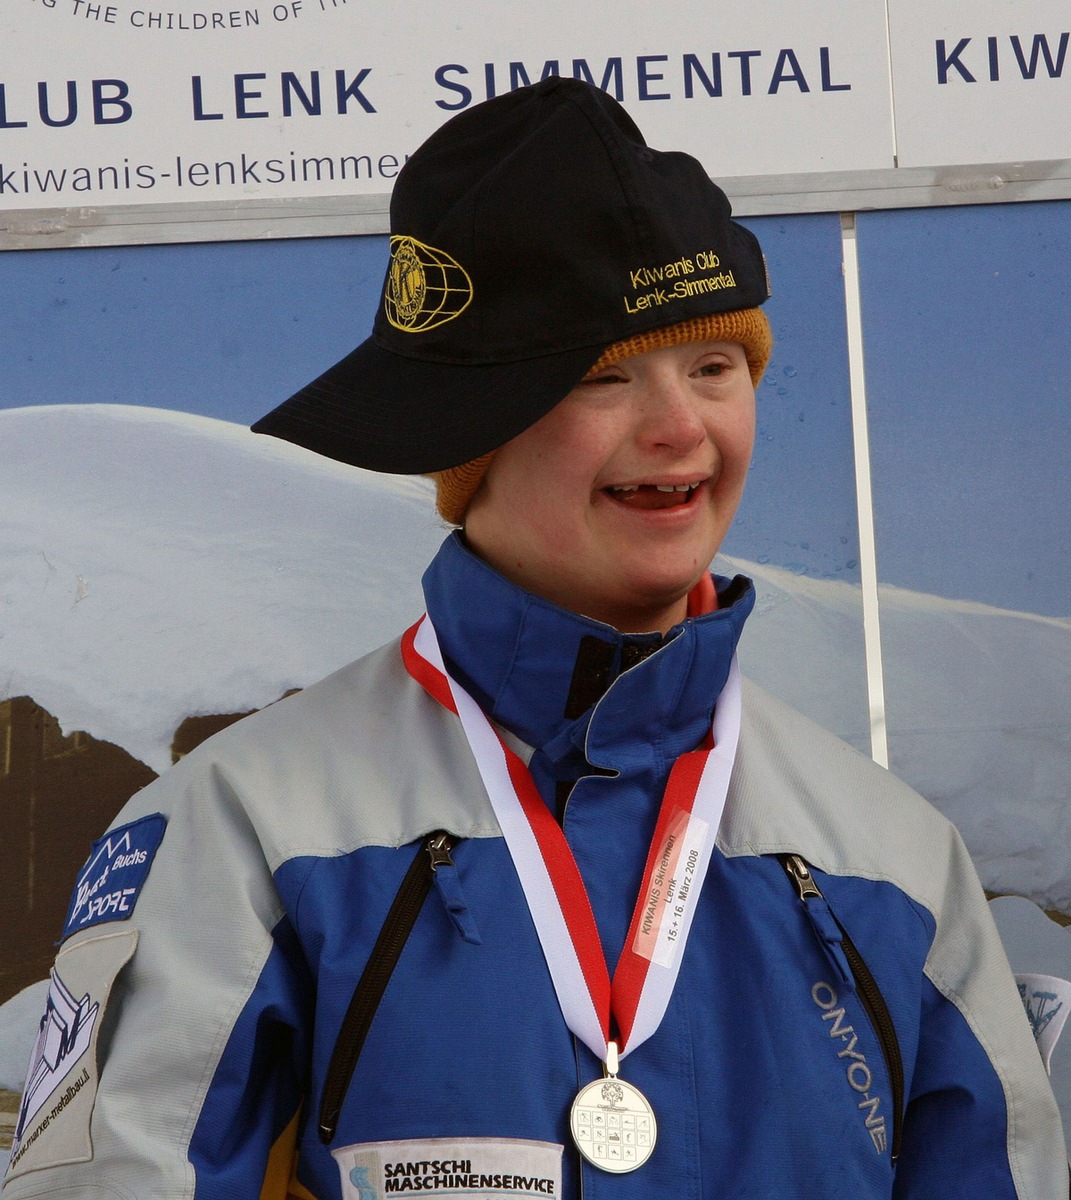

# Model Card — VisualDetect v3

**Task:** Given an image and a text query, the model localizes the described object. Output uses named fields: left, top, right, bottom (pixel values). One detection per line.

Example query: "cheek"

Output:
left=728, top=398, right=757, bottom=466
left=477, top=451, right=585, bottom=552
left=510, top=426, right=606, bottom=509
left=736, top=421, right=757, bottom=474
left=711, top=409, right=755, bottom=478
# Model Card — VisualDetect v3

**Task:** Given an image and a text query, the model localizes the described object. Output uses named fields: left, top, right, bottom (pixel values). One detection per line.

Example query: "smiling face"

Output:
left=463, top=339, right=756, bottom=634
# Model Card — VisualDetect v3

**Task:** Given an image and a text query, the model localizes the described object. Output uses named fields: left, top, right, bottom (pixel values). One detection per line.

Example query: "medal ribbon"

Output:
left=402, top=613, right=741, bottom=1065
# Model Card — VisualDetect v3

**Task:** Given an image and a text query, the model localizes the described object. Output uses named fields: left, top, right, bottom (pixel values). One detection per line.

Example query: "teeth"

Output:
left=609, top=482, right=700, bottom=493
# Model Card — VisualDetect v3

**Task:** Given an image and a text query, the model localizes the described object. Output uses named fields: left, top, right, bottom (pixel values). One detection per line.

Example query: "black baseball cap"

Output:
left=252, top=76, right=770, bottom=474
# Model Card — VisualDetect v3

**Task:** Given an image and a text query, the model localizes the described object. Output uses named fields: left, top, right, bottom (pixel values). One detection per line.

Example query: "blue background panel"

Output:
left=729, top=214, right=859, bottom=584
left=0, top=236, right=389, bottom=424
left=857, top=201, right=1071, bottom=620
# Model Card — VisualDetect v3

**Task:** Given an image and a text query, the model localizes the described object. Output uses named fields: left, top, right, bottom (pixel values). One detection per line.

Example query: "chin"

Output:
left=603, top=579, right=697, bottom=632
left=628, top=559, right=711, bottom=599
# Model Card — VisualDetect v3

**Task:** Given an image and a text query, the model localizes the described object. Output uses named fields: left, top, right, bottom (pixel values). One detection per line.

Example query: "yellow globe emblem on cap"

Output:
left=384, top=235, right=474, bottom=332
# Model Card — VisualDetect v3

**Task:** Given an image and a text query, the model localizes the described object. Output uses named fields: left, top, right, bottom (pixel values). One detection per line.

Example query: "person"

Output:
left=3, top=77, right=1065, bottom=1200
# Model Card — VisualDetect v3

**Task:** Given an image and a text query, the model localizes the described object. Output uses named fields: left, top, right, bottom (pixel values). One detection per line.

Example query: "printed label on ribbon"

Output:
left=632, top=810, right=710, bottom=969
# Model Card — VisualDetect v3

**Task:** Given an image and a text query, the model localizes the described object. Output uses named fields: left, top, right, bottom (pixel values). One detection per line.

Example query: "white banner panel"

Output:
left=889, top=0, right=1071, bottom=168
left=0, top=0, right=894, bottom=212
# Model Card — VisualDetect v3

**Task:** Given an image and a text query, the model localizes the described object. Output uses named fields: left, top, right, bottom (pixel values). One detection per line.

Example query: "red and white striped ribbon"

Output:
left=402, top=613, right=741, bottom=1065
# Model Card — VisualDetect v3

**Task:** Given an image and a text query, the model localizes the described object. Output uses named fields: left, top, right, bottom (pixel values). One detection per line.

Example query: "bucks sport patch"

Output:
left=62, top=813, right=166, bottom=940
left=7, top=929, right=137, bottom=1180
left=333, top=1137, right=562, bottom=1200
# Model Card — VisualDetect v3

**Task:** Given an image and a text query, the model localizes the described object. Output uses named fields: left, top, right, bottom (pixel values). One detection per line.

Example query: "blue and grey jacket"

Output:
left=4, top=534, right=1065, bottom=1199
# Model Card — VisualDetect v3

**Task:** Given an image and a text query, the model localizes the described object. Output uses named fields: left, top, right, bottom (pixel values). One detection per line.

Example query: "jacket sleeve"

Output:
left=2, top=750, right=315, bottom=1200
left=892, top=825, right=1068, bottom=1199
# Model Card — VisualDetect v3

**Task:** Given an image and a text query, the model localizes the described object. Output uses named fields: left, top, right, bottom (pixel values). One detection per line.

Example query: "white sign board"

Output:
left=3, top=0, right=1070, bottom=224
left=1, top=0, right=894, bottom=212
left=888, top=0, right=1071, bottom=167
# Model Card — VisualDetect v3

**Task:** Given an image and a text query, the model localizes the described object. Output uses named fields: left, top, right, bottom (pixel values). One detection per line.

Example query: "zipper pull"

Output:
left=779, top=854, right=854, bottom=990
left=784, top=854, right=822, bottom=901
left=427, top=831, right=482, bottom=946
left=426, top=831, right=455, bottom=870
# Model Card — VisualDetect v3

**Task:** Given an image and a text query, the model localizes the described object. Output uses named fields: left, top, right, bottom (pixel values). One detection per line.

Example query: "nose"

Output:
left=634, top=373, right=707, bottom=456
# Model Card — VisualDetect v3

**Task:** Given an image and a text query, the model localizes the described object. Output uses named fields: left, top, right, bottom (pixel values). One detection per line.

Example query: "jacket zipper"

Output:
left=318, top=830, right=456, bottom=1144
left=780, top=853, right=905, bottom=1163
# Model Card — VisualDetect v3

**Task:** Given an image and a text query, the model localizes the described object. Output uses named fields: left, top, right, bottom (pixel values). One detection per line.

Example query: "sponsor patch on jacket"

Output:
left=61, top=813, right=167, bottom=940
left=333, top=1137, right=562, bottom=1200
left=1016, top=972, right=1071, bottom=1072
left=6, top=929, right=137, bottom=1180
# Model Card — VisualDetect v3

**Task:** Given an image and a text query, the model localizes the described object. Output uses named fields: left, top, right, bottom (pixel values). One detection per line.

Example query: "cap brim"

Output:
left=252, top=336, right=605, bottom=475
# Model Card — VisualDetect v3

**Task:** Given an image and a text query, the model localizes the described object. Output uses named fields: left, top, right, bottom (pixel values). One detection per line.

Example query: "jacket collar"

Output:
left=421, top=533, right=754, bottom=777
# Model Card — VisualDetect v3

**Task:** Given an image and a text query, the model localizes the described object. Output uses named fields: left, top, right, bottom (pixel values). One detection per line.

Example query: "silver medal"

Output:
left=569, top=1042, right=657, bottom=1173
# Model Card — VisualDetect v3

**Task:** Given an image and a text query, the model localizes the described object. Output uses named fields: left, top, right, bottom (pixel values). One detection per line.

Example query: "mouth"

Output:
left=603, top=481, right=703, bottom=511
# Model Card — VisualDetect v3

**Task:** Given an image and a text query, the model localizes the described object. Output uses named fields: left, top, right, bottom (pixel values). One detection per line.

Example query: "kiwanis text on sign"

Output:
left=0, top=149, right=409, bottom=198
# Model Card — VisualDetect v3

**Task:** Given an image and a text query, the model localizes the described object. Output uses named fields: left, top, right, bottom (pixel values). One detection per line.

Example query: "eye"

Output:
left=579, top=368, right=628, bottom=387
left=693, top=360, right=729, bottom=378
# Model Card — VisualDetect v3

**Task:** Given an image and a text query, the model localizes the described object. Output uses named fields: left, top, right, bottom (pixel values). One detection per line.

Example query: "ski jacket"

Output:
left=4, top=535, right=1066, bottom=1200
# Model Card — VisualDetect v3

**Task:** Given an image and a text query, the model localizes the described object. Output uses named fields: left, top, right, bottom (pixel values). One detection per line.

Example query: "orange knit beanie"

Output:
left=430, top=308, right=772, bottom=526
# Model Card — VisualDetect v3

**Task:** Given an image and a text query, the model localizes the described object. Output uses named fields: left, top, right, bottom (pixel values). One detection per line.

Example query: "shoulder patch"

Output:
left=7, top=929, right=137, bottom=1180
left=62, top=813, right=167, bottom=940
